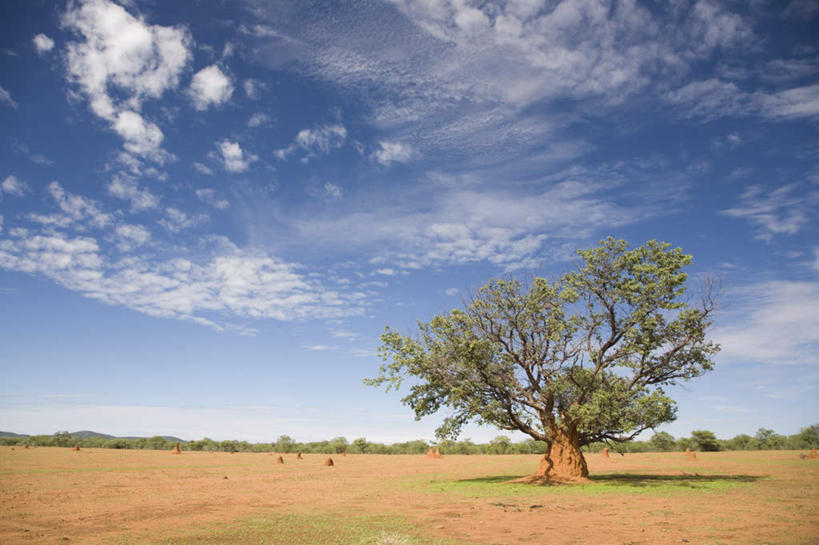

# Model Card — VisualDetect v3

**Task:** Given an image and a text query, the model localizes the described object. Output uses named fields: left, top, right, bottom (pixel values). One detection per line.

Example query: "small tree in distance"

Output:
left=367, top=238, right=720, bottom=482
left=690, top=430, right=722, bottom=451
left=649, top=431, right=676, bottom=452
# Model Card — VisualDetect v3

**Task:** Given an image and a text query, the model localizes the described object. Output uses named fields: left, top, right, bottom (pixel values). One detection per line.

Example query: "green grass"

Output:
left=410, top=471, right=765, bottom=498
left=114, top=512, right=465, bottom=545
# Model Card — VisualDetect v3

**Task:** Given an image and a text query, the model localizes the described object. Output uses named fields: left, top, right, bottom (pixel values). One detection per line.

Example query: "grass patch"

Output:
left=115, top=512, right=464, bottom=545
left=413, top=471, right=765, bottom=498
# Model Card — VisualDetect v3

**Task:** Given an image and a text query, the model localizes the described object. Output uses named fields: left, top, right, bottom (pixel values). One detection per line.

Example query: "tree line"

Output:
left=1, top=424, right=816, bottom=454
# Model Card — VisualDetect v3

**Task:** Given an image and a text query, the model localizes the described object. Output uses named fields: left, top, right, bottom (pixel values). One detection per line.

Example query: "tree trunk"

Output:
left=532, top=426, right=589, bottom=482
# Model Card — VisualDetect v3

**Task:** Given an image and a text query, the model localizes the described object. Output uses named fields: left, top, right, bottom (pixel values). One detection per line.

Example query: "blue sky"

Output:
left=0, top=0, right=817, bottom=443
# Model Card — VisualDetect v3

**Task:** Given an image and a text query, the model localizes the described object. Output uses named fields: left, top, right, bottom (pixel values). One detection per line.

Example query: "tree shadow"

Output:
left=587, top=473, right=764, bottom=487
left=454, top=472, right=764, bottom=488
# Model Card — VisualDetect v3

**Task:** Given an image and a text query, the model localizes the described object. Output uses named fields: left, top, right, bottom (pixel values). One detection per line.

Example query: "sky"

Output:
left=0, top=0, right=817, bottom=444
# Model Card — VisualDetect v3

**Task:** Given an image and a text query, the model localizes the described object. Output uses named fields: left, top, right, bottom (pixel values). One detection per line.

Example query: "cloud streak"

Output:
left=0, top=184, right=365, bottom=331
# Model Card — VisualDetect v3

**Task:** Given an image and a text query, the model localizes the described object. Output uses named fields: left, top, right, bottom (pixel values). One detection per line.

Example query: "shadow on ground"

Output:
left=454, top=473, right=764, bottom=488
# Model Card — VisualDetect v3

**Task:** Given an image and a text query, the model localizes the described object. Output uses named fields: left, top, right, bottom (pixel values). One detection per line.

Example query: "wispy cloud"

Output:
left=192, top=162, right=213, bottom=175
left=714, top=281, right=819, bottom=366
left=107, top=174, right=160, bottom=211
left=274, top=124, right=347, bottom=161
left=1, top=175, right=29, bottom=198
left=372, top=141, right=414, bottom=166
left=722, top=183, right=818, bottom=240
left=195, top=188, right=229, bottom=210
left=0, top=85, right=18, bottom=109
left=0, top=184, right=365, bottom=331
left=247, top=112, right=271, bottom=128
left=287, top=174, right=649, bottom=271
left=246, top=0, right=763, bottom=170
left=158, top=207, right=208, bottom=233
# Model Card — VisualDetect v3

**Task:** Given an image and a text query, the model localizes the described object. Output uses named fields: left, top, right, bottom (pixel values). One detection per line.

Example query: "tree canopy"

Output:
left=367, top=238, right=720, bottom=480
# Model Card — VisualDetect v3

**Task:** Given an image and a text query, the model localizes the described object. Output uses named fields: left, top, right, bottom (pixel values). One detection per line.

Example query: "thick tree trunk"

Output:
left=532, top=426, right=589, bottom=482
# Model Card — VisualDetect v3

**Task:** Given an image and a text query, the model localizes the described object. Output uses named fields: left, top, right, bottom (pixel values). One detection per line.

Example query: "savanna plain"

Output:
left=1, top=446, right=817, bottom=545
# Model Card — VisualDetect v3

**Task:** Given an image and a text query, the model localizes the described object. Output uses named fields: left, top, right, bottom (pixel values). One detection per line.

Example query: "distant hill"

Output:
left=0, top=430, right=185, bottom=441
left=70, top=430, right=115, bottom=439
left=119, top=435, right=186, bottom=442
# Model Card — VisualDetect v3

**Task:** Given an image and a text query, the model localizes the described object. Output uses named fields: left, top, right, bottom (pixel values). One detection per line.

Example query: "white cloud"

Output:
left=715, top=281, right=819, bottom=366
left=0, top=219, right=364, bottom=332
left=247, top=112, right=271, bottom=128
left=0, top=85, right=18, bottom=109
left=331, top=330, right=359, bottom=339
left=192, top=162, right=213, bottom=175
left=664, top=79, right=748, bottom=120
left=107, top=174, right=159, bottom=211
left=274, top=124, right=347, bottom=161
left=290, top=177, right=642, bottom=271
left=666, top=80, right=819, bottom=122
left=112, top=110, right=164, bottom=156
left=782, top=0, right=819, bottom=20
left=722, top=183, right=818, bottom=240
left=306, top=344, right=337, bottom=351
left=114, top=223, right=150, bottom=251
left=323, top=183, right=342, bottom=200
left=188, top=64, right=233, bottom=110
left=374, top=268, right=396, bottom=276
left=48, top=181, right=112, bottom=228
left=33, top=33, right=55, bottom=54
left=759, top=84, right=819, bottom=120
left=62, top=0, right=191, bottom=159
left=216, top=140, right=256, bottom=173
left=243, top=78, right=266, bottom=99
left=372, top=141, right=415, bottom=166
left=1, top=175, right=28, bottom=197
left=195, top=188, right=229, bottom=210
left=444, top=287, right=459, bottom=296
left=158, top=207, right=208, bottom=232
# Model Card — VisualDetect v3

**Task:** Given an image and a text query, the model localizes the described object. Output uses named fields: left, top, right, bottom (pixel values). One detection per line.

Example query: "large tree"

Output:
left=366, top=238, right=719, bottom=482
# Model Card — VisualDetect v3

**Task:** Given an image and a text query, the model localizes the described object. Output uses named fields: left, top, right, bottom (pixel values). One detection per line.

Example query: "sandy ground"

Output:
left=0, top=447, right=817, bottom=544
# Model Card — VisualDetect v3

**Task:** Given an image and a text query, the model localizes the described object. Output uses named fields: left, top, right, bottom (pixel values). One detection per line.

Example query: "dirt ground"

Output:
left=0, top=447, right=817, bottom=545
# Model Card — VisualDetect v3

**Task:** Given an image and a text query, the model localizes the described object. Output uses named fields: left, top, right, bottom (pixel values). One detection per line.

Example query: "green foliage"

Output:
left=52, top=431, right=73, bottom=447
left=275, top=435, right=296, bottom=453
left=368, top=238, right=720, bottom=449
left=690, top=430, right=722, bottom=451
left=755, top=428, right=787, bottom=450
left=351, top=437, right=370, bottom=454
left=723, top=434, right=757, bottom=451
left=789, top=424, right=819, bottom=449
left=0, top=425, right=816, bottom=453
left=649, top=431, right=676, bottom=452
left=487, top=435, right=512, bottom=454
